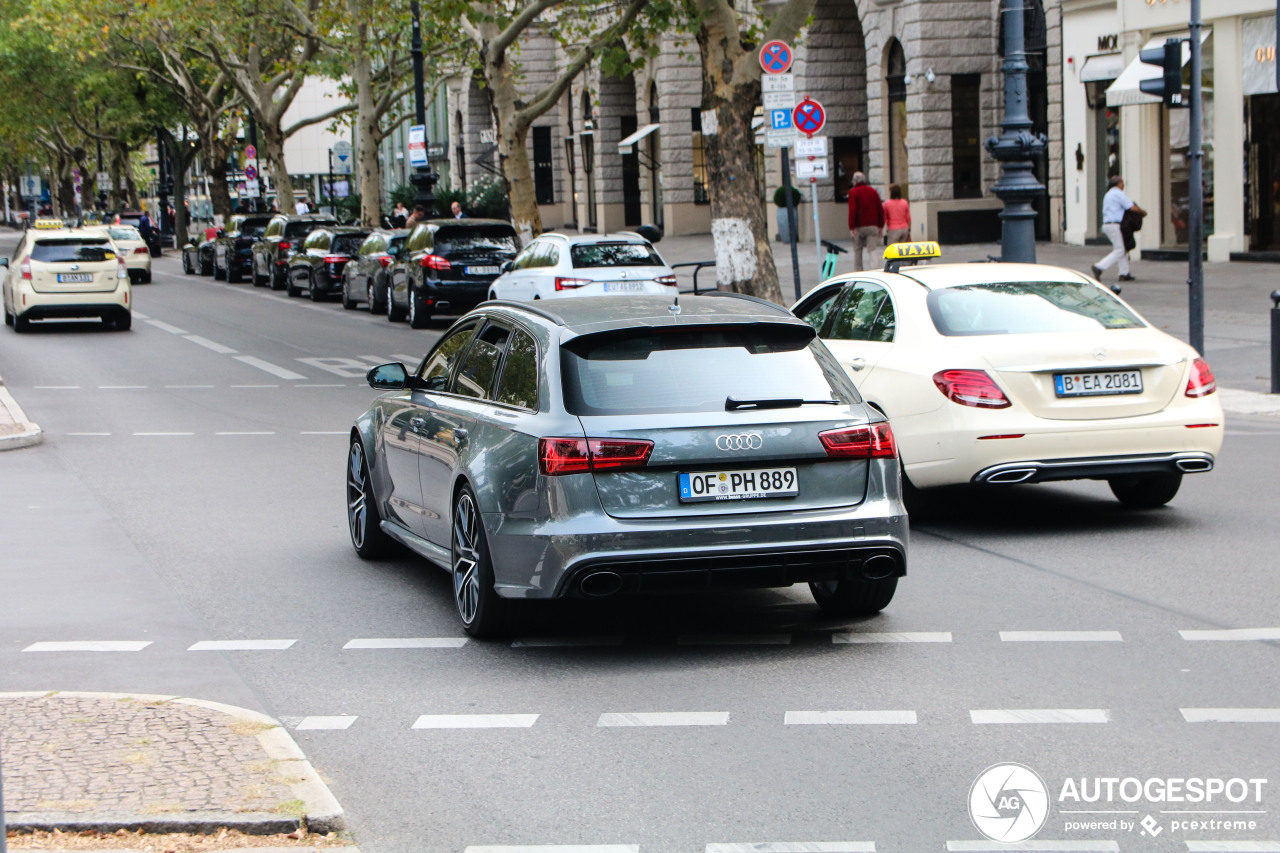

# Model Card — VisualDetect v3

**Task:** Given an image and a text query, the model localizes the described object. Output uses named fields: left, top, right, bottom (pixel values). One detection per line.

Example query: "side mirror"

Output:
left=500, top=261, right=513, bottom=273
left=0, top=258, right=9, bottom=268
left=367, top=362, right=408, bottom=390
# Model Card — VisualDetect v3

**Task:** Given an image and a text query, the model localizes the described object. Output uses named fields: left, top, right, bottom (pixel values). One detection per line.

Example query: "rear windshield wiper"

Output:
left=726, top=396, right=839, bottom=411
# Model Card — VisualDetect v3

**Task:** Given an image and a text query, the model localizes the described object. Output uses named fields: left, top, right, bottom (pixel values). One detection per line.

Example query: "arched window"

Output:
left=884, top=39, right=908, bottom=193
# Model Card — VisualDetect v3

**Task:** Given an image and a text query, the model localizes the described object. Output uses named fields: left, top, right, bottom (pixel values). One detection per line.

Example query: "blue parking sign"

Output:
left=770, top=109, right=792, bottom=130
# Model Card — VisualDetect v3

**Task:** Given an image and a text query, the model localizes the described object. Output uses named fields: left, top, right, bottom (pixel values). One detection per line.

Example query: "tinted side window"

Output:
left=454, top=323, right=512, bottom=400
left=798, top=286, right=844, bottom=337
left=512, top=243, right=539, bottom=270
left=305, top=231, right=328, bottom=250
left=418, top=324, right=477, bottom=391
left=544, top=245, right=560, bottom=267
left=828, top=283, right=894, bottom=343
left=264, top=220, right=283, bottom=237
left=495, top=329, right=538, bottom=410
left=358, top=234, right=380, bottom=256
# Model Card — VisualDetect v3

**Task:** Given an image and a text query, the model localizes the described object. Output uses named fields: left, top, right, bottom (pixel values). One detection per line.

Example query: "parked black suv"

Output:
left=285, top=226, right=371, bottom=300
left=386, top=219, right=518, bottom=328
left=341, top=228, right=408, bottom=313
left=251, top=214, right=338, bottom=290
left=214, top=215, right=271, bottom=283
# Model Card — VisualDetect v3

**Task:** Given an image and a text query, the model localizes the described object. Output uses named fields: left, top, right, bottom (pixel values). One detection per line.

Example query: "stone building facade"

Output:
left=438, top=0, right=1066, bottom=244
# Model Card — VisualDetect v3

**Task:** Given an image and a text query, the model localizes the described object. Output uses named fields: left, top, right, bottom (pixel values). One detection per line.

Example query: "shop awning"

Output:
left=1106, top=31, right=1209, bottom=107
left=1080, top=53, right=1124, bottom=83
left=617, top=123, right=660, bottom=153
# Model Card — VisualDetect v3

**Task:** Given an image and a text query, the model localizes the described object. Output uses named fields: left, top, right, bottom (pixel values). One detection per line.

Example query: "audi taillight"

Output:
left=419, top=254, right=450, bottom=270
left=19, top=259, right=31, bottom=280
left=819, top=423, right=897, bottom=459
left=656, top=274, right=677, bottom=286
left=538, top=437, right=654, bottom=475
left=555, top=276, right=591, bottom=291
left=1185, top=358, right=1216, bottom=397
left=323, top=255, right=347, bottom=265
left=932, top=369, right=1011, bottom=409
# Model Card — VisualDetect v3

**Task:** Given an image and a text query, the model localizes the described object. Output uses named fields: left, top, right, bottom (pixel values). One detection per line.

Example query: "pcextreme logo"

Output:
left=969, top=763, right=1051, bottom=843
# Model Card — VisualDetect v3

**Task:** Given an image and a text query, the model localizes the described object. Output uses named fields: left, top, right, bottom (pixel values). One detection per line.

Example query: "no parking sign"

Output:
left=759, top=40, right=793, bottom=74
left=793, top=97, right=826, bottom=137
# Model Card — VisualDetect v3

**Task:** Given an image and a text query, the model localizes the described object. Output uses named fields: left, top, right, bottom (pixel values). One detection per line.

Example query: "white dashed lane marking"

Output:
left=1180, top=708, right=1280, bottom=723
left=144, top=319, right=187, bottom=334
left=970, top=709, right=1109, bottom=724
left=343, top=638, right=469, bottom=649
left=22, top=641, right=152, bottom=652
left=1180, top=628, right=1280, bottom=641
left=784, top=711, right=917, bottom=726
left=184, top=335, right=238, bottom=354
left=187, top=639, right=297, bottom=651
left=1000, top=631, right=1123, bottom=642
left=833, top=632, right=952, bottom=644
left=706, top=840, right=875, bottom=845
left=413, top=714, right=539, bottom=729
left=947, top=842, right=1118, bottom=852
left=296, top=716, right=358, bottom=730
left=232, top=355, right=307, bottom=380
left=597, top=712, right=730, bottom=727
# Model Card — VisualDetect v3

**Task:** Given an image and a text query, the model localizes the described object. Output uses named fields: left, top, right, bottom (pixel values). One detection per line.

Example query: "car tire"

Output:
left=452, top=486, right=511, bottom=638
left=3, top=306, right=12, bottom=326
left=213, top=260, right=226, bottom=281
left=110, top=311, right=132, bottom=331
left=408, top=289, right=431, bottom=329
left=200, top=257, right=212, bottom=276
left=227, top=264, right=241, bottom=283
left=1108, top=472, right=1182, bottom=508
left=140, top=271, right=152, bottom=284
left=387, top=290, right=406, bottom=322
left=308, top=274, right=324, bottom=301
left=367, top=282, right=384, bottom=314
left=287, top=272, right=304, bottom=298
left=341, top=284, right=357, bottom=310
left=270, top=266, right=285, bottom=291
left=809, top=576, right=897, bottom=616
left=347, top=439, right=393, bottom=559
left=182, top=253, right=193, bottom=275
left=13, top=313, right=30, bottom=333
left=251, top=260, right=265, bottom=287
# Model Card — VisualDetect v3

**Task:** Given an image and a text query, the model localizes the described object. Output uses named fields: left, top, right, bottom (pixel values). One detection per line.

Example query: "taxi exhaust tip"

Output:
left=1176, top=457, right=1213, bottom=473
left=578, top=571, right=624, bottom=598
left=983, top=468, right=1038, bottom=484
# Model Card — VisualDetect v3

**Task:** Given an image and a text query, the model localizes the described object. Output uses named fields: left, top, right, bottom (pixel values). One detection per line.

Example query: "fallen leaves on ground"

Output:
left=5, top=827, right=355, bottom=850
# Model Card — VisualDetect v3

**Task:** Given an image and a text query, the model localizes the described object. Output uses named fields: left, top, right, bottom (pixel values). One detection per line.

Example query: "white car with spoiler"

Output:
left=487, top=232, right=677, bottom=302
left=792, top=242, right=1223, bottom=507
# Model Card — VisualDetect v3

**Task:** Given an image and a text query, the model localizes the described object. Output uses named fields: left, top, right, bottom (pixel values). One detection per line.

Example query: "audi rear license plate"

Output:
left=1054, top=370, right=1143, bottom=397
left=466, top=265, right=500, bottom=276
left=604, top=281, right=644, bottom=293
left=678, top=468, right=798, bottom=503
left=56, top=273, right=94, bottom=283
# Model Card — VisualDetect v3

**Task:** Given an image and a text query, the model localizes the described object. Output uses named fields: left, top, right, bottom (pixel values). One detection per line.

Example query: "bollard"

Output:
left=1272, top=290, right=1280, bottom=395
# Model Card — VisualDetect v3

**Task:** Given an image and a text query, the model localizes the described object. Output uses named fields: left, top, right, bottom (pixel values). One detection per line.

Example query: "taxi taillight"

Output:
left=933, top=369, right=1012, bottom=409
left=19, top=259, right=31, bottom=280
left=1185, top=358, right=1216, bottom=397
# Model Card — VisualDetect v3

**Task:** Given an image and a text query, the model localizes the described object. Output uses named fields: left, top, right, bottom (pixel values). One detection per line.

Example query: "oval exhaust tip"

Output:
left=579, top=571, right=624, bottom=598
left=862, top=554, right=899, bottom=581
left=1176, top=458, right=1213, bottom=473
left=986, top=468, right=1037, bottom=484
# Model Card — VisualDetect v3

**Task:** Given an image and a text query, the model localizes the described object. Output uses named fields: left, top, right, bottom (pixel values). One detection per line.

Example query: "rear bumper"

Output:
left=13, top=280, right=129, bottom=319
left=418, top=279, right=489, bottom=314
left=973, top=451, right=1215, bottom=484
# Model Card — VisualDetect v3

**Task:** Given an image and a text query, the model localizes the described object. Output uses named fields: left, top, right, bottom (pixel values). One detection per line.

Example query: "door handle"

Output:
left=847, top=358, right=867, bottom=371
left=410, top=416, right=427, bottom=432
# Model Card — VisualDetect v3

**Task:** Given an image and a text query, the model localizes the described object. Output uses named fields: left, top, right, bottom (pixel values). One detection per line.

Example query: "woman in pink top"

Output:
left=883, top=184, right=911, bottom=245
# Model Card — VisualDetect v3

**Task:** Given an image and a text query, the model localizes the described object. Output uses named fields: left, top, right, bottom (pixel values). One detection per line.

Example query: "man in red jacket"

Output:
left=847, top=171, right=885, bottom=272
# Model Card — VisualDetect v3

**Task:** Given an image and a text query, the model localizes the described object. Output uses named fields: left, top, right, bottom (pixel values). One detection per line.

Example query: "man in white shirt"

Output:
left=295, top=198, right=310, bottom=215
left=1092, top=176, right=1146, bottom=283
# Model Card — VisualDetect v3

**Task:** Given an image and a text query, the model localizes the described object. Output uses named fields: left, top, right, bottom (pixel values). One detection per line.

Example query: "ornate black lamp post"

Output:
left=409, top=0, right=439, bottom=211
left=985, top=0, right=1047, bottom=263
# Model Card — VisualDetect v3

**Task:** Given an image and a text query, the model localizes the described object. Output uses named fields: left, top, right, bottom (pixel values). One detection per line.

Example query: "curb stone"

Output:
left=0, top=372, right=42, bottom=451
left=1, top=691, right=346, bottom=836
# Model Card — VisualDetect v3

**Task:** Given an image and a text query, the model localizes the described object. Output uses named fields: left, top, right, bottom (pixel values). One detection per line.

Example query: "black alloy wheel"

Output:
left=408, top=285, right=431, bottom=329
left=309, top=272, right=324, bottom=302
left=387, top=285, right=407, bottom=322
left=347, top=440, right=391, bottom=558
left=451, top=487, right=509, bottom=637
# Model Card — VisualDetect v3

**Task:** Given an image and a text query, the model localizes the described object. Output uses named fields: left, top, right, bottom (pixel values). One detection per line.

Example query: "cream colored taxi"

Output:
left=3, top=219, right=133, bottom=332
left=88, top=225, right=152, bottom=283
left=792, top=242, right=1223, bottom=507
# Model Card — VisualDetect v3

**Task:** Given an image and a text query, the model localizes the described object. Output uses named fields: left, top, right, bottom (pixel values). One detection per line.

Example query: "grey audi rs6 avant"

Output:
left=347, top=293, right=909, bottom=636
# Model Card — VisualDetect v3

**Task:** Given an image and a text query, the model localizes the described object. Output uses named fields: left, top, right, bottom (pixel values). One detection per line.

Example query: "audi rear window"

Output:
left=927, top=281, right=1145, bottom=336
left=285, top=221, right=336, bottom=238
left=31, top=240, right=114, bottom=263
left=560, top=324, right=857, bottom=416
left=434, top=226, right=518, bottom=255
left=331, top=235, right=367, bottom=255
left=571, top=242, right=662, bottom=269
left=238, top=221, right=269, bottom=238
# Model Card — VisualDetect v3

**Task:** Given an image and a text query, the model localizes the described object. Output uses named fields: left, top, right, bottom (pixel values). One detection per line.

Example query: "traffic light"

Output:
left=1139, top=39, right=1185, bottom=108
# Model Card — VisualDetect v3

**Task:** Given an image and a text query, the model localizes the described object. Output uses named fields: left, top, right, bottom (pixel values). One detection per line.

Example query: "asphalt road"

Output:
left=2, top=232, right=1279, bottom=853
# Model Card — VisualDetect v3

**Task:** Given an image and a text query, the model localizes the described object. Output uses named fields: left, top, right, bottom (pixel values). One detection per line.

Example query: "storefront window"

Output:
left=1164, top=34, right=1214, bottom=246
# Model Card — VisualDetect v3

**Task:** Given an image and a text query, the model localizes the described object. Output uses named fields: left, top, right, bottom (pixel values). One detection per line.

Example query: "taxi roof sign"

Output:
left=883, top=241, right=941, bottom=272
left=33, top=218, right=65, bottom=230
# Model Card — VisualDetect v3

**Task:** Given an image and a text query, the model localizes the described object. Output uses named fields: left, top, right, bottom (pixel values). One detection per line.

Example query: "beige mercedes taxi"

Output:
left=3, top=219, right=133, bottom=332
left=89, top=225, right=152, bottom=283
left=792, top=242, right=1223, bottom=507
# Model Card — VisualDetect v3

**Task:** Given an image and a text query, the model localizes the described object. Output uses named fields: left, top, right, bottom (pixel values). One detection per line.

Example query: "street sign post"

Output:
left=408, top=125, right=428, bottom=168
left=333, top=139, right=353, bottom=176
left=21, top=175, right=39, bottom=199
left=762, top=73, right=795, bottom=93
left=793, top=98, right=827, bottom=137
left=243, top=145, right=260, bottom=199
left=759, top=40, right=793, bottom=74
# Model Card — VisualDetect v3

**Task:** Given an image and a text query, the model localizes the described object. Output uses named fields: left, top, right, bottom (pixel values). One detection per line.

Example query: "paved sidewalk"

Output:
left=0, top=369, right=42, bottom=450
left=1, top=692, right=349, bottom=843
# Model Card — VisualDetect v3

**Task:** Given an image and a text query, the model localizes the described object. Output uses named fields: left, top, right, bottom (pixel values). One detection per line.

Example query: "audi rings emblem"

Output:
left=716, top=433, right=763, bottom=451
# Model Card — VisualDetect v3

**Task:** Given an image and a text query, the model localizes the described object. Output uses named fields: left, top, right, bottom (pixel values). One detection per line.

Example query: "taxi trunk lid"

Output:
left=949, top=331, right=1186, bottom=420
left=29, top=238, right=120, bottom=293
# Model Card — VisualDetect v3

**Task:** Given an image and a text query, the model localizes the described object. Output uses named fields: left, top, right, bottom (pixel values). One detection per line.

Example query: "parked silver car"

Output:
left=347, top=293, right=909, bottom=636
